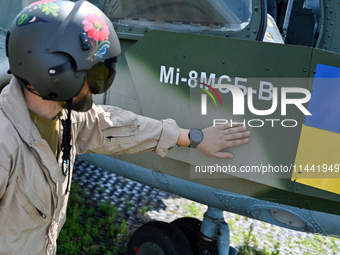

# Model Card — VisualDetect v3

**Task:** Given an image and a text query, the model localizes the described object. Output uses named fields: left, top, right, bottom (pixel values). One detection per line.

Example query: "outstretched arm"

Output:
left=176, top=123, right=250, bottom=158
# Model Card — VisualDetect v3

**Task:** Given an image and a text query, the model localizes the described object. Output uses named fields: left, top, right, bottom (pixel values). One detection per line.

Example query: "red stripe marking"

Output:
left=199, top=82, right=223, bottom=106
left=133, top=246, right=141, bottom=254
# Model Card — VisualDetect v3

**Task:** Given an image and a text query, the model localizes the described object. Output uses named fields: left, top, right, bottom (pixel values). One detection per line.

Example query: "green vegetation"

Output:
left=237, top=224, right=281, bottom=255
left=234, top=223, right=339, bottom=255
left=227, top=211, right=339, bottom=255
left=182, top=201, right=204, bottom=218
left=136, top=199, right=153, bottom=216
left=56, top=183, right=130, bottom=255
left=57, top=189, right=339, bottom=255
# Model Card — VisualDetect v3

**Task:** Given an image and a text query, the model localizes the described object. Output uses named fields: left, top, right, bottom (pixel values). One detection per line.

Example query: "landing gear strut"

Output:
left=127, top=206, right=236, bottom=255
left=197, top=207, right=237, bottom=255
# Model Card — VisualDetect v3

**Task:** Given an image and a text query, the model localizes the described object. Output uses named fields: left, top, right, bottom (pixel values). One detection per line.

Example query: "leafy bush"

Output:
left=57, top=183, right=130, bottom=255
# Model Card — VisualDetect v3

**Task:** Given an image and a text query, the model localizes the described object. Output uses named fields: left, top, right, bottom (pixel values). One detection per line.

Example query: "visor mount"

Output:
left=80, top=32, right=90, bottom=51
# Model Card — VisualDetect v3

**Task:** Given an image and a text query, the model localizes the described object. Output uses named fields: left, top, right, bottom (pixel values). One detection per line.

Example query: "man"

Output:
left=0, top=0, right=250, bottom=254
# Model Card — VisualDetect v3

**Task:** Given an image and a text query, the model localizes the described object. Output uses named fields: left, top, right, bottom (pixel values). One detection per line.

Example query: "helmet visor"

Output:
left=87, top=57, right=117, bottom=94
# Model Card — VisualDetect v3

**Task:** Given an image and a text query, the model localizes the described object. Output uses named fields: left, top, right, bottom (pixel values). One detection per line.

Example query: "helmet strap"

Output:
left=49, top=59, right=76, bottom=76
left=61, top=99, right=72, bottom=194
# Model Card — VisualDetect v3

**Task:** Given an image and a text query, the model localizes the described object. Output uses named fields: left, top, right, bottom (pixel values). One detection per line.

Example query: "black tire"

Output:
left=171, top=217, right=202, bottom=254
left=127, top=221, right=194, bottom=255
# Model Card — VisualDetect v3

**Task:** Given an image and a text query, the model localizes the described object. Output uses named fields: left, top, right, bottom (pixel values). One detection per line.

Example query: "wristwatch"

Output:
left=188, top=128, right=203, bottom=148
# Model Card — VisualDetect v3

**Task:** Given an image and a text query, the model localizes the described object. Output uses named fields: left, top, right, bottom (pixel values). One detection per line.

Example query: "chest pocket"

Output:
left=15, top=176, right=48, bottom=222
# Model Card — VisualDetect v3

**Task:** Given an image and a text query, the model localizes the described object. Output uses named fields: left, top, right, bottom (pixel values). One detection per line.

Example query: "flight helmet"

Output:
left=6, top=0, right=121, bottom=101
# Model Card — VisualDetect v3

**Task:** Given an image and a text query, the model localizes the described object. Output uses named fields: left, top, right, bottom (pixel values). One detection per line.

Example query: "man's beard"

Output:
left=72, top=93, right=93, bottom=112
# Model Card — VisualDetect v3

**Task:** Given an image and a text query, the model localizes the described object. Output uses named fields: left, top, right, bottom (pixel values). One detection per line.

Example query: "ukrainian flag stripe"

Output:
left=293, top=64, right=340, bottom=194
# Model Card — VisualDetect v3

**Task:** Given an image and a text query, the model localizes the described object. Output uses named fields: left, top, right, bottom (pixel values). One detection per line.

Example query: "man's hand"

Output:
left=197, top=123, right=250, bottom=158
left=176, top=123, right=250, bottom=158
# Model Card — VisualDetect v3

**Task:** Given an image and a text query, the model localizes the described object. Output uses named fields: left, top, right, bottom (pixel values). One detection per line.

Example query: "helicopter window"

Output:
left=105, top=0, right=252, bottom=32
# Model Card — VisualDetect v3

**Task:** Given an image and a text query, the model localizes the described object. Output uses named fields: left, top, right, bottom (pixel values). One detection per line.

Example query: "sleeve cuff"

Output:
left=154, top=118, right=180, bottom=157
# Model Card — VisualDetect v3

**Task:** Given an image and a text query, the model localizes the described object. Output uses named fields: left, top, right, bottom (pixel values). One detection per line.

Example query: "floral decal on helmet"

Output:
left=29, top=0, right=60, bottom=17
left=17, top=14, right=49, bottom=26
left=82, top=13, right=111, bottom=61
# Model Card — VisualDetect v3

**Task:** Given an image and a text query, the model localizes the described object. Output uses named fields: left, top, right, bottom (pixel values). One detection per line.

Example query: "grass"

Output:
left=56, top=183, right=130, bottom=255
left=182, top=201, right=204, bottom=218
left=57, top=184, right=340, bottom=255
left=237, top=224, right=281, bottom=255
left=169, top=197, right=340, bottom=255
left=226, top=211, right=340, bottom=255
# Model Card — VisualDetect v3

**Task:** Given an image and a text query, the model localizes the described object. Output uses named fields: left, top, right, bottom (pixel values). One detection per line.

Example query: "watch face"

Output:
left=191, top=129, right=203, bottom=142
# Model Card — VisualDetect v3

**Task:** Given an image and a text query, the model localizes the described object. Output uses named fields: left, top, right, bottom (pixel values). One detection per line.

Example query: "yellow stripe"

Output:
left=201, top=88, right=217, bottom=106
left=292, top=125, right=340, bottom=194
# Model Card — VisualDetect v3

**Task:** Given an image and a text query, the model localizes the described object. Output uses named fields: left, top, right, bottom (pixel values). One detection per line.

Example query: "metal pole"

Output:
left=282, top=0, right=294, bottom=41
